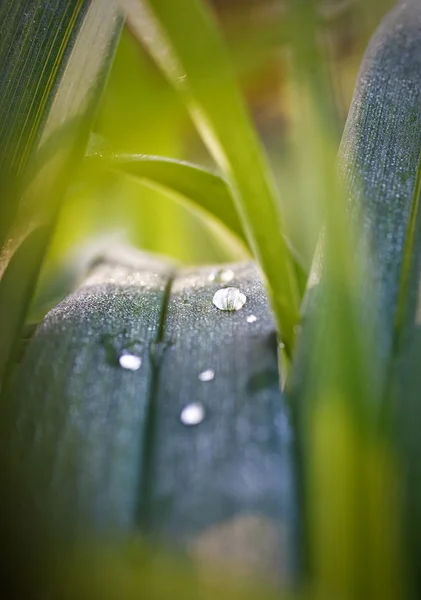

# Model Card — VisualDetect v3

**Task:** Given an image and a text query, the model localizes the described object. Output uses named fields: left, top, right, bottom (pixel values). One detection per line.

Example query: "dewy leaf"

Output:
left=3, top=255, right=297, bottom=595
left=118, top=0, right=301, bottom=354
left=377, top=3, right=421, bottom=596
left=337, top=0, right=421, bottom=374
left=0, top=0, right=123, bottom=386
left=86, top=151, right=249, bottom=249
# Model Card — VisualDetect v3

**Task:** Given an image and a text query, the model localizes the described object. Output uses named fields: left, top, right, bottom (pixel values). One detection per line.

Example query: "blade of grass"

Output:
left=288, top=2, right=421, bottom=599
left=0, top=0, right=123, bottom=387
left=86, top=151, right=248, bottom=249
left=119, top=0, right=300, bottom=354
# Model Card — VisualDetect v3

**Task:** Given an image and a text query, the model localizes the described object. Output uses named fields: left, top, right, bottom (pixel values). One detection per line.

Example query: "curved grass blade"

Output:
left=86, top=152, right=248, bottom=249
left=0, top=0, right=123, bottom=387
left=119, top=0, right=300, bottom=354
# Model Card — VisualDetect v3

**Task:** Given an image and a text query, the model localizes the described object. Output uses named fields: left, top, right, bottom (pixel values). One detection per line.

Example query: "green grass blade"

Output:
left=0, top=0, right=123, bottom=387
left=119, top=0, right=300, bottom=353
left=86, top=152, right=248, bottom=249
left=290, top=2, right=421, bottom=597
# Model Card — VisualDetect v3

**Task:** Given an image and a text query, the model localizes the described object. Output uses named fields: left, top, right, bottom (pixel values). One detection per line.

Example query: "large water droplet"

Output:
left=180, top=402, right=205, bottom=426
left=119, top=354, right=142, bottom=371
left=212, top=287, right=246, bottom=311
left=198, top=369, right=215, bottom=382
left=246, top=314, right=257, bottom=323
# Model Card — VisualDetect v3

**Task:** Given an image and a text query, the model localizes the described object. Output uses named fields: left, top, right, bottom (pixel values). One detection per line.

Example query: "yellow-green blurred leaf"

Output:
left=0, top=0, right=123, bottom=386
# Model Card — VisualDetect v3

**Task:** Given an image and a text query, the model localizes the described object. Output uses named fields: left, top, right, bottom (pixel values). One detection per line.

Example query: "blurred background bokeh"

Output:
left=33, top=0, right=393, bottom=319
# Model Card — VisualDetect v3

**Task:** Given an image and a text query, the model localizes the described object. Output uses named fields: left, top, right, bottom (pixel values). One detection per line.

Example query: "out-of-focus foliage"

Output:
left=36, top=0, right=393, bottom=319
left=0, top=0, right=123, bottom=385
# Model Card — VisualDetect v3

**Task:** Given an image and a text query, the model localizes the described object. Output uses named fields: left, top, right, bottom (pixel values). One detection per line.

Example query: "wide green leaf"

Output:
left=2, top=251, right=297, bottom=596
left=0, top=0, right=123, bottom=386
left=119, top=0, right=301, bottom=354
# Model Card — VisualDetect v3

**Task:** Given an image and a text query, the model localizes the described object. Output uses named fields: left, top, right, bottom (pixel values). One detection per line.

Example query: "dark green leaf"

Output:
left=2, top=253, right=297, bottom=593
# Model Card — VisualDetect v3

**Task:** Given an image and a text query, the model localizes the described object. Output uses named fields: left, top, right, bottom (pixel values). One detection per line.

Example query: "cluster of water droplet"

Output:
left=113, top=268, right=264, bottom=428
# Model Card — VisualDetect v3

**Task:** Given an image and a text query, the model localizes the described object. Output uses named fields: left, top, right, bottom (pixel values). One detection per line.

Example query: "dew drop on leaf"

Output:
left=212, top=287, right=246, bottom=311
left=218, top=269, right=235, bottom=283
left=246, top=314, right=257, bottom=323
left=119, top=354, right=142, bottom=371
left=198, top=369, right=215, bottom=382
left=209, top=268, right=235, bottom=283
left=180, top=402, right=206, bottom=426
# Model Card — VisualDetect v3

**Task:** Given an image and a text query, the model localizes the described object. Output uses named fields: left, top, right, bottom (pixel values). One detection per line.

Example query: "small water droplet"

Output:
left=246, top=314, right=257, bottom=323
left=180, top=402, right=205, bottom=426
left=119, top=354, right=142, bottom=371
left=218, top=269, right=234, bottom=283
left=198, top=369, right=215, bottom=382
left=209, top=268, right=235, bottom=283
left=212, top=287, right=247, bottom=311
left=101, top=332, right=144, bottom=366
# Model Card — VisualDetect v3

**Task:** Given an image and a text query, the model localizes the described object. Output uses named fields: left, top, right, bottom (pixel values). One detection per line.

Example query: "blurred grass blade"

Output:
left=0, top=1, right=122, bottom=386
left=290, top=2, right=421, bottom=598
left=86, top=152, right=248, bottom=249
left=119, top=0, right=300, bottom=353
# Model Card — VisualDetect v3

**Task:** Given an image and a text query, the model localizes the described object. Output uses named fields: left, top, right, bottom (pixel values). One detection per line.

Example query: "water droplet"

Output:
left=246, top=314, right=257, bottom=323
left=180, top=402, right=205, bottom=426
left=209, top=268, right=235, bottom=283
left=101, top=332, right=144, bottom=366
left=218, top=269, right=234, bottom=283
left=119, top=354, right=142, bottom=371
left=212, top=287, right=246, bottom=311
left=198, top=369, right=215, bottom=382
